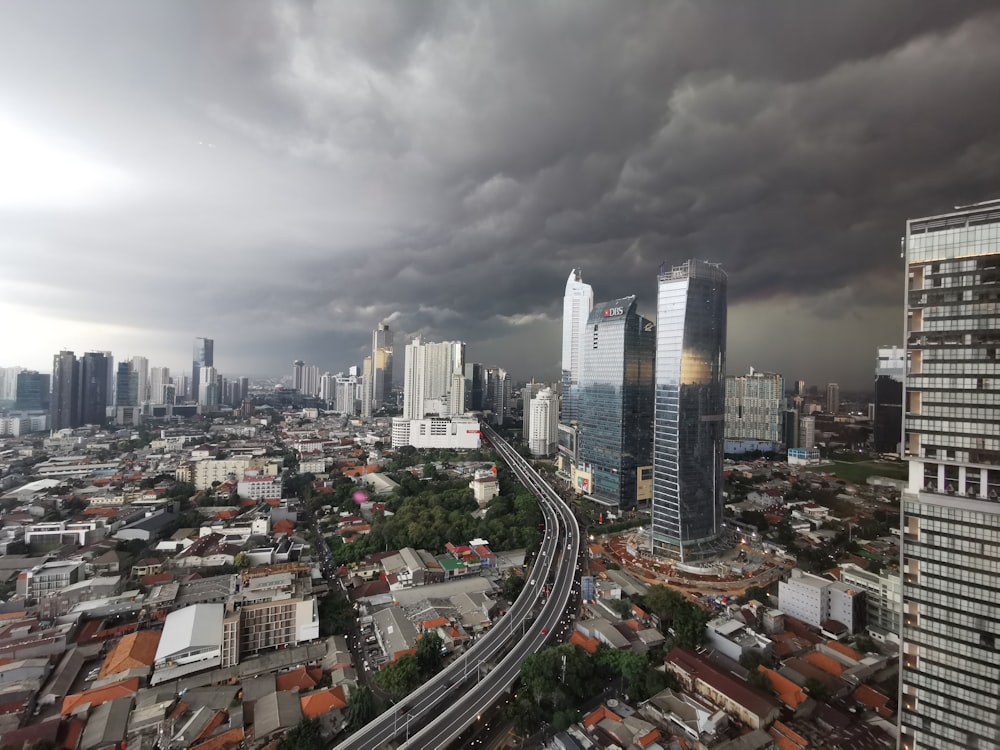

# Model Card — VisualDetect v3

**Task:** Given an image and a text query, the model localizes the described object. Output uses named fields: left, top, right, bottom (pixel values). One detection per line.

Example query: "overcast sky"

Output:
left=3, top=2, right=999, bottom=390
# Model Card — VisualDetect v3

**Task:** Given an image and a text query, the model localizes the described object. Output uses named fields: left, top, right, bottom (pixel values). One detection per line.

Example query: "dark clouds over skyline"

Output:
left=2, top=1, right=999, bottom=390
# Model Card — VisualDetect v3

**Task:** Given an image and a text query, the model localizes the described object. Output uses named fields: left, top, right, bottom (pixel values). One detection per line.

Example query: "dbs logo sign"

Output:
left=603, top=307, right=624, bottom=317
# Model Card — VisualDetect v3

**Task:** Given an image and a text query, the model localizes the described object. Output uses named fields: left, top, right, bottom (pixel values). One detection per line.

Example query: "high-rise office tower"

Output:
left=364, top=322, right=393, bottom=415
left=724, top=368, right=785, bottom=446
left=130, top=356, right=149, bottom=405
left=50, top=351, right=79, bottom=430
left=521, top=382, right=545, bottom=441
left=292, top=360, right=305, bottom=391
left=528, top=387, right=560, bottom=457
left=795, top=379, right=806, bottom=397
left=191, top=337, right=214, bottom=403
left=826, top=382, right=840, bottom=414
left=799, top=415, right=816, bottom=449
left=149, top=367, right=171, bottom=405
left=304, top=365, right=320, bottom=398
left=79, top=352, right=110, bottom=425
left=115, top=362, right=133, bottom=407
left=199, top=366, right=219, bottom=408
left=577, top=295, right=655, bottom=505
left=873, top=346, right=905, bottom=455
left=782, top=408, right=800, bottom=450
left=402, top=337, right=465, bottom=419
left=361, top=356, right=373, bottom=419
left=899, top=199, right=1000, bottom=749
left=0, top=367, right=23, bottom=402
left=15, top=371, right=50, bottom=412
left=561, top=268, right=594, bottom=426
left=652, top=260, right=727, bottom=561
left=464, top=363, right=484, bottom=411
left=488, top=367, right=512, bottom=426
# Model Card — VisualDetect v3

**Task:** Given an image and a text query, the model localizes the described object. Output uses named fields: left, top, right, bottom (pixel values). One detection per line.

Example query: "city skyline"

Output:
left=3, top=4, right=1000, bottom=388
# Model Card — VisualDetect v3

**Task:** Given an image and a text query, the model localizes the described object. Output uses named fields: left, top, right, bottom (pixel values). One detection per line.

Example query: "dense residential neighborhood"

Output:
left=0, top=397, right=907, bottom=750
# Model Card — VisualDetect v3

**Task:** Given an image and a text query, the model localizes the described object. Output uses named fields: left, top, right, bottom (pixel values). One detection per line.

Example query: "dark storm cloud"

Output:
left=1, top=1, right=999, bottom=388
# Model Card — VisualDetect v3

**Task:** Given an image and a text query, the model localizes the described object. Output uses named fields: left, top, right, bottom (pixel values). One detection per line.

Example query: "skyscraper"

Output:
left=292, top=360, right=305, bottom=391
left=363, top=321, right=394, bottom=417
left=402, top=337, right=465, bottom=419
left=873, top=346, right=905, bottom=454
left=15, top=371, right=50, bottom=412
left=577, top=295, right=655, bottom=506
left=899, top=199, right=1000, bottom=749
left=149, top=367, right=171, bottom=405
left=488, top=367, right=512, bottom=426
left=199, top=366, right=218, bottom=408
left=561, top=268, right=594, bottom=426
left=79, top=352, right=110, bottom=425
left=50, top=350, right=79, bottom=430
left=724, top=368, right=785, bottom=449
left=528, top=387, right=560, bottom=457
left=191, top=337, right=214, bottom=403
left=826, top=382, right=840, bottom=414
left=464, top=362, right=484, bottom=411
left=115, top=362, right=133, bottom=407
left=652, top=260, right=727, bottom=561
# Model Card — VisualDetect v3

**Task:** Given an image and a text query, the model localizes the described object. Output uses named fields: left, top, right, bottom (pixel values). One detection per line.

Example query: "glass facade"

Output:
left=652, top=260, right=727, bottom=561
left=577, top=295, right=654, bottom=506
left=901, top=200, right=1000, bottom=750
left=192, top=336, right=214, bottom=403
left=561, top=268, right=594, bottom=427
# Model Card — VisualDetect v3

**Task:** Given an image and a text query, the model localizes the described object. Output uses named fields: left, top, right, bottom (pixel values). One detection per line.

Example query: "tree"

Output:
left=234, top=552, right=250, bottom=569
left=318, top=593, right=355, bottom=637
left=374, top=653, right=420, bottom=701
left=276, top=717, right=325, bottom=750
left=502, top=571, right=525, bottom=602
left=345, top=685, right=376, bottom=731
left=416, top=631, right=444, bottom=678
left=803, top=676, right=829, bottom=703
left=743, top=585, right=770, bottom=604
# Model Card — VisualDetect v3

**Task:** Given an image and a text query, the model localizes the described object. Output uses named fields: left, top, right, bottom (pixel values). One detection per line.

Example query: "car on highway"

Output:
left=541, top=626, right=547, bottom=635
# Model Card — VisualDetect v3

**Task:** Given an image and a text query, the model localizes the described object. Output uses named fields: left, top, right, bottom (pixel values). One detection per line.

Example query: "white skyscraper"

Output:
left=130, top=356, right=149, bottom=405
left=402, top=337, right=465, bottom=420
left=561, top=268, right=594, bottom=425
left=149, top=367, right=170, bottom=405
left=528, top=387, right=559, bottom=457
left=198, top=366, right=218, bottom=407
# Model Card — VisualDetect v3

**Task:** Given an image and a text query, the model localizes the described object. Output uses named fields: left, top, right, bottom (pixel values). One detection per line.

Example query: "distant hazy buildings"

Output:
left=652, top=260, right=727, bottom=561
left=191, top=337, right=214, bottom=403
left=872, top=345, right=905, bottom=454
left=826, top=382, right=840, bottom=415
left=724, top=368, right=784, bottom=453
left=561, top=268, right=594, bottom=427
left=899, top=199, right=1000, bottom=749
left=576, top=295, right=655, bottom=506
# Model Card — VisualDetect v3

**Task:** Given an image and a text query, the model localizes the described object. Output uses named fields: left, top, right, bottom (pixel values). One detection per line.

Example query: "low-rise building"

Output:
left=778, top=569, right=865, bottom=635
left=663, top=648, right=781, bottom=731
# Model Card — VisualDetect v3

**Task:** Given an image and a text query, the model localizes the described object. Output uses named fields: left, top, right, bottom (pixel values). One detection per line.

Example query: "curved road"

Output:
left=399, top=424, right=582, bottom=749
left=332, top=424, right=579, bottom=750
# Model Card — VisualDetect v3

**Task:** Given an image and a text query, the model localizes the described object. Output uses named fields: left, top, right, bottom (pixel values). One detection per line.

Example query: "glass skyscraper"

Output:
left=577, top=295, right=655, bottom=507
left=652, top=260, right=727, bottom=561
left=561, top=268, right=594, bottom=426
left=192, top=336, right=214, bottom=403
left=900, top=199, right=1000, bottom=749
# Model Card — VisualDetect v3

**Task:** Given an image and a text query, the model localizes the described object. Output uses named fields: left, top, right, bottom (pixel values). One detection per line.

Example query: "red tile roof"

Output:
left=99, top=630, right=161, bottom=678
left=582, top=705, right=620, bottom=729
left=275, top=665, right=319, bottom=692
left=300, top=687, right=347, bottom=717
left=570, top=631, right=600, bottom=654
left=61, top=678, right=139, bottom=715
